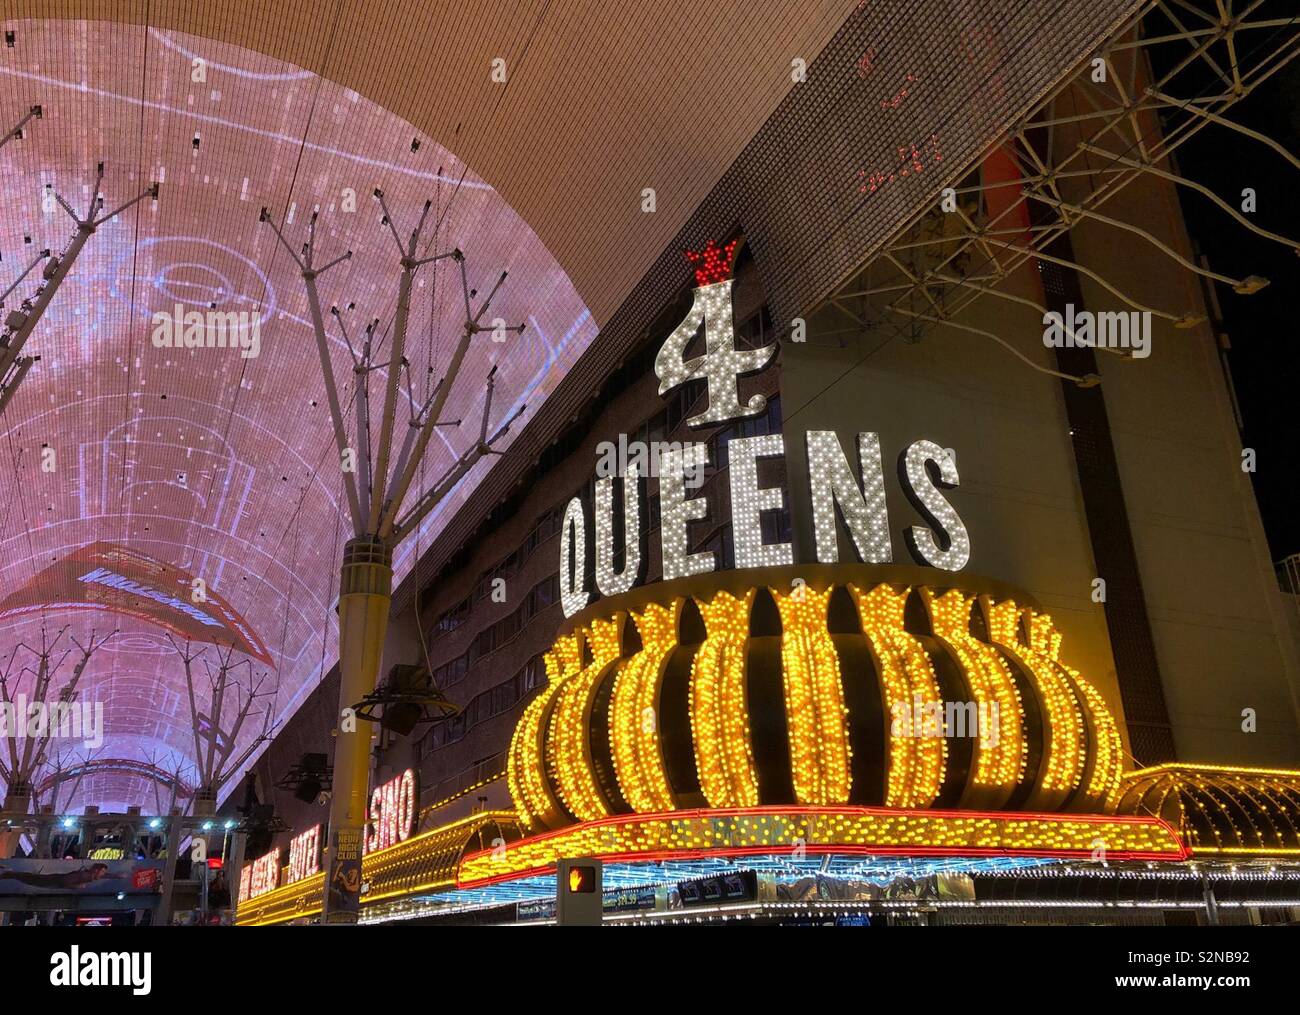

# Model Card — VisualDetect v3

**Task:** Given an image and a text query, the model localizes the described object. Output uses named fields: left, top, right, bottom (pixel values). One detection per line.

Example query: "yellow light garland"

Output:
left=506, top=632, right=582, bottom=830
left=985, top=598, right=1085, bottom=802
left=771, top=585, right=852, bottom=805
left=849, top=583, right=945, bottom=808
left=459, top=807, right=1185, bottom=885
left=689, top=590, right=759, bottom=807
left=546, top=616, right=622, bottom=823
left=609, top=601, right=680, bottom=812
left=924, top=588, right=1026, bottom=801
left=1024, top=611, right=1123, bottom=805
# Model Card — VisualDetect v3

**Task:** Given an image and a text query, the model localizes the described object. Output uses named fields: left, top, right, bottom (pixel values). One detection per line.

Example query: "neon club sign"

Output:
left=560, top=238, right=971, bottom=618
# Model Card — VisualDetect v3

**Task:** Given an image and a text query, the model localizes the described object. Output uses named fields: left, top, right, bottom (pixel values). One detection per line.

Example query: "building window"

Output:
left=416, top=654, right=546, bottom=758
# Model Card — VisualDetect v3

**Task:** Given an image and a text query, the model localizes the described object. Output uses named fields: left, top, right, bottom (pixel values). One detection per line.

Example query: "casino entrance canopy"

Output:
left=0, top=1, right=1149, bottom=812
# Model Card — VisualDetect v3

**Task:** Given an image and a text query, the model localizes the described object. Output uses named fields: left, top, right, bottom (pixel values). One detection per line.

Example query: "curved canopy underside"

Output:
left=0, top=19, right=601, bottom=811
left=3, top=0, right=857, bottom=325
left=2, top=0, right=1114, bottom=813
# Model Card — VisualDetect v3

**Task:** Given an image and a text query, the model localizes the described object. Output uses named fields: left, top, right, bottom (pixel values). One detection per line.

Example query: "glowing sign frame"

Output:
left=287, top=824, right=322, bottom=885
left=560, top=248, right=973, bottom=618
left=365, top=769, right=418, bottom=854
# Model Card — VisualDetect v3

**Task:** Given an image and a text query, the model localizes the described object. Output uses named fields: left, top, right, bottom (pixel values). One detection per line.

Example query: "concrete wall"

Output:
left=782, top=268, right=1132, bottom=750
left=782, top=133, right=1300, bottom=766
left=1062, top=135, right=1300, bottom=766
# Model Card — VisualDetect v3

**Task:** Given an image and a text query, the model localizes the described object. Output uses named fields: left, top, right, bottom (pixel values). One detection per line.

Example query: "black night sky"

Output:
left=1160, top=30, right=1300, bottom=562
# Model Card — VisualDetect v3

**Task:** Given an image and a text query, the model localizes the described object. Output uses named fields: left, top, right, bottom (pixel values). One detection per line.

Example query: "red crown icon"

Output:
left=685, top=238, right=741, bottom=287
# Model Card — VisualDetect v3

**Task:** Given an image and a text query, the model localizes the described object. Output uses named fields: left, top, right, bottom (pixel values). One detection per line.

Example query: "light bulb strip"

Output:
left=849, top=583, right=945, bottom=808
left=609, top=602, right=679, bottom=813
left=1022, top=609, right=1120, bottom=804
left=546, top=617, right=622, bottom=823
left=1061, top=662, right=1124, bottom=804
left=507, top=632, right=582, bottom=829
left=986, top=599, right=1085, bottom=798
left=595, top=462, right=642, bottom=597
left=458, top=806, right=1187, bottom=887
left=772, top=586, right=852, bottom=805
left=924, top=588, right=1025, bottom=794
left=689, top=590, right=760, bottom=808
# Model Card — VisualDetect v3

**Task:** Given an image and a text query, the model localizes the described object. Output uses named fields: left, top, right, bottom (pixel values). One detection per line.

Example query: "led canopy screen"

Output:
left=0, top=21, right=595, bottom=811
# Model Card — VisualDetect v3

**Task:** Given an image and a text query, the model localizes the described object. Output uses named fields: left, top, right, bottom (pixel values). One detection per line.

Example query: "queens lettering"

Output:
left=558, top=238, right=971, bottom=618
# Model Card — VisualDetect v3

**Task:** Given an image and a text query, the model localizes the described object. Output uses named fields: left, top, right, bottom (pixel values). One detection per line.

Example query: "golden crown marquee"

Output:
left=236, top=564, right=1300, bottom=924
left=515, top=562, right=1300, bottom=838
left=511, top=564, right=1124, bottom=828
left=235, top=238, right=1300, bottom=922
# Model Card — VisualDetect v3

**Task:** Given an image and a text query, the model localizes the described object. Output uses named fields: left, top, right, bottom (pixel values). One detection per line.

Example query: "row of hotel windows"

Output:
left=429, top=574, right=561, bottom=689
left=430, top=508, right=564, bottom=639
left=415, top=654, right=546, bottom=760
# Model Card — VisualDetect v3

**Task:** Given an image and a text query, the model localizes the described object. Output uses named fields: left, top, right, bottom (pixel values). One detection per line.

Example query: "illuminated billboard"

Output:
left=0, top=542, right=272, bottom=663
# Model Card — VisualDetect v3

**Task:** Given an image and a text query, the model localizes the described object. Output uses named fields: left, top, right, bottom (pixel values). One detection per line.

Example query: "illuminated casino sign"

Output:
left=366, top=769, right=417, bottom=854
left=560, top=238, right=970, bottom=618
left=239, top=847, right=280, bottom=903
left=287, top=825, right=321, bottom=884
left=0, top=541, right=273, bottom=663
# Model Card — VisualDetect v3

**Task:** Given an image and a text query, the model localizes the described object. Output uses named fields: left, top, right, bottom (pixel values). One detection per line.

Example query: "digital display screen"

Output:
left=0, top=21, right=596, bottom=811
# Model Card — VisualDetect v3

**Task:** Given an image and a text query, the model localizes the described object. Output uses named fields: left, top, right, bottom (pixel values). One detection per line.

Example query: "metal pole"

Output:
left=1202, top=872, right=1220, bottom=926
left=227, top=830, right=248, bottom=922
left=304, top=274, right=364, bottom=531
left=156, top=813, right=183, bottom=927
left=0, top=791, right=33, bottom=858
left=320, top=537, right=392, bottom=924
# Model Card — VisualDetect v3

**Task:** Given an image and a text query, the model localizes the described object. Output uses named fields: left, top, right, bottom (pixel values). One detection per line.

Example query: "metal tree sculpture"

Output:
left=35, top=741, right=109, bottom=816
left=0, top=155, right=159, bottom=413
left=259, top=187, right=527, bottom=921
left=168, top=638, right=274, bottom=816
left=0, top=625, right=113, bottom=811
left=0, top=625, right=113, bottom=857
left=142, top=747, right=198, bottom=817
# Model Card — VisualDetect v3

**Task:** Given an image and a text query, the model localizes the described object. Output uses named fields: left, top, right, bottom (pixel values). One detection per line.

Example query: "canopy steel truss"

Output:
left=817, top=0, right=1300, bottom=384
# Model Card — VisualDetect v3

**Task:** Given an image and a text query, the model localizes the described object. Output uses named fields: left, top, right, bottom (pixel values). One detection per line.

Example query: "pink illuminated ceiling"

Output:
left=0, top=21, right=597, bottom=812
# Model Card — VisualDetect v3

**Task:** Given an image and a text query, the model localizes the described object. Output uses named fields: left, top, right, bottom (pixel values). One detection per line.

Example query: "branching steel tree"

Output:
left=0, top=625, right=113, bottom=856
left=36, top=742, right=109, bottom=816
left=260, top=188, right=526, bottom=921
left=0, top=105, right=41, bottom=154
left=0, top=146, right=159, bottom=413
left=168, top=637, right=274, bottom=816
left=141, top=747, right=197, bottom=817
